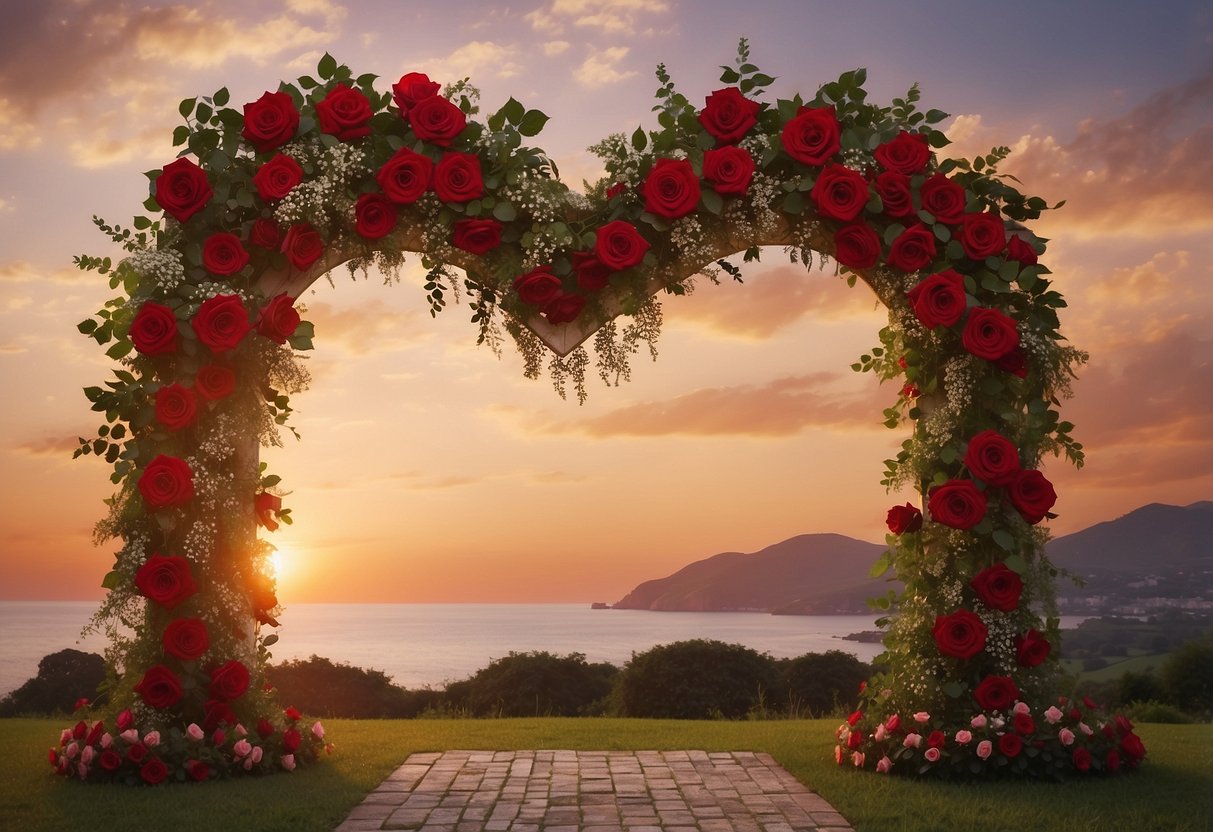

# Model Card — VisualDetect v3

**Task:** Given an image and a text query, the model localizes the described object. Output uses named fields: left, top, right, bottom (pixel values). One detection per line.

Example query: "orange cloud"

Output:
left=301, top=301, right=434, bottom=355
left=10, top=435, right=82, bottom=458
left=526, top=0, right=670, bottom=36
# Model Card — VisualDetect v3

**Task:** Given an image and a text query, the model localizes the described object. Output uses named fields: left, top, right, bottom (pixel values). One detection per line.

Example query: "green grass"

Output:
left=1061, top=652, right=1170, bottom=682
left=3, top=718, right=1211, bottom=832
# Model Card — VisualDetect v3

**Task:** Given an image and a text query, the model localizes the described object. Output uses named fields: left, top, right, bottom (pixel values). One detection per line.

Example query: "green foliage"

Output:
left=443, top=651, right=617, bottom=717
left=1160, top=630, right=1213, bottom=716
left=266, top=655, right=439, bottom=718
left=0, top=649, right=106, bottom=717
left=779, top=650, right=871, bottom=717
left=612, top=640, right=779, bottom=719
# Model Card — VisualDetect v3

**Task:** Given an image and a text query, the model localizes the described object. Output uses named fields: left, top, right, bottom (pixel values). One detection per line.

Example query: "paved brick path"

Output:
left=334, top=750, right=853, bottom=832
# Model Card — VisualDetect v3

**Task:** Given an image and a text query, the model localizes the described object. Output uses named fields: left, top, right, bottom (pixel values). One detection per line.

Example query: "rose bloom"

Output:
left=130, top=302, right=179, bottom=356
left=874, top=171, right=915, bottom=219
left=926, top=731, right=946, bottom=749
left=192, top=294, right=251, bottom=353
left=595, top=220, right=650, bottom=271
left=256, top=293, right=301, bottom=345
left=962, top=307, right=1020, bottom=361
left=242, top=91, right=299, bottom=153
left=958, top=210, right=1007, bottom=260
left=233, top=738, right=252, bottom=758
left=143, top=730, right=161, bottom=747
left=285, top=706, right=303, bottom=722
left=281, top=753, right=297, bottom=772
left=283, top=728, right=302, bottom=752
left=117, top=709, right=135, bottom=731
left=914, top=712, right=931, bottom=724
left=903, top=733, right=922, bottom=749
left=99, top=750, right=121, bottom=772
left=354, top=193, right=397, bottom=239
left=155, top=157, right=213, bottom=223
left=195, top=364, right=236, bottom=400
left=846, top=729, right=863, bottom=750
left=927, top=480, right=987, bottom=530
left=702, top=145, right=756, bottom=195
left=1071, top=747, right=1092, bottom=772
left=996, top=345, right=1029, bottom=377
left=311, top=721, right=325, bottom=741
left=698, top=87, right=759, bottom=144
left=884, top=714, right=901, bottom=733
left=1059, top=728, right=1076, bottom=746
left=875, top=755, right=893, bottom=774
left=572, top=252, right=612, bottom=291
left=833, top=221, right=881, bottom=270
left=810, top=163, right=869, bottom=221
left=964, top=430, right=1022, bottom=486
left=873, top=724, right=887, bottom=742
left=542, top=293, right=586, bottom=325
left=874, top=131, right=931, bottom=175
left=141, top=758, right=169, bottom=785
left=154, top=384, right=197, bottom=431
left=250, top=218, right=281, bottom=249
left=513, top=266, right=562, bottom=306
left=955, top=730, right=973, bottom=745
left=188, top=759, right=210, bottom=782
left=642, top=158, right=701, bottom=219
left=137, top=456, right=194, bottom=509
left=452, top=219, right=503, bottom=255
left=924, top=747, right=941, bottom=763
left=433, top=152, right=484, bottom=202
left=251, top=154, right=303, bottom=203
left=998, top=733, right=1023, bottom=758
left=1011, top=701, right=1030, bottom=716
left=376, top=147, right=434, bottom=203
left=970, top=563, right=1024, bottom=612
left=1015, top=629, right=1052, bottom=667
left=1041, top=706, right=1063, bottom=725
left=1079, top=722, right=1094, bottom=737
left=1007, top=234, right=1039, bottom=266
left=973, top=675, right=1021, bottom=712
left=971, top=714, right=988, bottom=729
left=201, top=232, right=251, bottom=277
left=281, top=222, right=325, bottom=270
left=408, top=95, right=467, bottom=147
left=163, top=617, right=209, bottom=661
left=906, top=269, right=967, bottom=329
left=134, top=665, right=183, bottom=710
left=120, top=729, right=139, bottom=745
left=392, top=71, right=440, bottom=115
left=886, top=502, right=922, bottom=535
left=1009, top=469, right=1058, bottom=525
left=932, top=609, right=988, bottom=659
left=1013, top=713, right=1036, bottom=736
left=187, top=723, right=205, bottom=741
left=210, top=660, right=251, bottom=701
left=316, top=83, right=373, bottom=141
left=834, top=744, right=844, bottom=765
left=919, top=172, right=966, bottom=224
left=781, top=105, right=840, bottom=165
left=886, top=223, right=937, bottom=273
left=851, top=751, right=865, bottom=768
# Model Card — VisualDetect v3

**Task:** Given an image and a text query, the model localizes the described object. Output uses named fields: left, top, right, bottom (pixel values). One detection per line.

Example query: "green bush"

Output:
left=443, top=651, right=616, bottom=716
left=779, top=650, right=870, bottom=717
left=267, top=655, right=437, bottom=718
left=0, top=649, right=106, bottom=717
left=1122, top=700, right=1197, bottom=724
left=1160, top=630, right=1213, bottom=717
left=1118, top=669, right=1163, bottom=705
left=612, top=640, right=778, bottom=719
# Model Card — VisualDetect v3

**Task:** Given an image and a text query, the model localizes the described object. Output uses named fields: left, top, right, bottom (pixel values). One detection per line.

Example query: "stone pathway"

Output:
left=334, top=750, right=853, bottom=832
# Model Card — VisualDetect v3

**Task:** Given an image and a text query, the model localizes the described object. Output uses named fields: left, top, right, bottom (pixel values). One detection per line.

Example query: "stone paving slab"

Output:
left=334, top=750, right=852, bottom=832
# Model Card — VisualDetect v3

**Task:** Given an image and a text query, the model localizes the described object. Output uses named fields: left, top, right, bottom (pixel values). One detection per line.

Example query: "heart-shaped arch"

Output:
left=58, top=46, right=1146, bottom=784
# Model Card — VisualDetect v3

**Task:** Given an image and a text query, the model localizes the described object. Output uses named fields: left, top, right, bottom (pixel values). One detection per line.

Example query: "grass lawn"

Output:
left=3, top=718, right=1210, bottom=832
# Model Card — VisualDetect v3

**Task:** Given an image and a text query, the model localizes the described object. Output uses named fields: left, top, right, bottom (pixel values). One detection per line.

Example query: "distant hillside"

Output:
left=612, top=502, right=1213, bottom=616
left=612, top=533, right=890, bottom=614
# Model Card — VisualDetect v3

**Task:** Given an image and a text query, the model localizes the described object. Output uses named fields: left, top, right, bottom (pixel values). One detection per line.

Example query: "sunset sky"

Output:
left=0, top=0, right=1210, bottom=605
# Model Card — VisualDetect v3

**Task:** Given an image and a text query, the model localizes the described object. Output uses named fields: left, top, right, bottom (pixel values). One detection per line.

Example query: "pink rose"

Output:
left=1059, top=728, right=1075, bottom=746
left=955, top=729, right=972, bottom=745
left=312, top=721, right=325, bottom=740
left=187, top=723, right=204, bottom=741
left=143, top=731, right=160, bottom=747
left=281, top=753, right=297, bottom=771
left=913, top=711, right=930, bottom=723
left=971, top=714, right=987, bottom=729
left=233, top=738, right=252, bottom=758
left=875, top=755, right=893, bottom=774
left=976, top=740, right=993, bottom=760
left=903, top=733, right=922, bottom=749
left=924, top=747, right=941, bottom=762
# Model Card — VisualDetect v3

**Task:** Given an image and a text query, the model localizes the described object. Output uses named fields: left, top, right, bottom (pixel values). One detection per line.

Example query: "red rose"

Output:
left=126, top=742, right=148, bottom=764
left=998, top=733, right=1023, bottom=758
left=1007, top=235, right=1039, bottom=266
left=932, top=609, right=988, bottom=659
left=452, top=219, right=503, bottom=255
left=919, top=173, right=966, bottom=224
left=154, top=384, right=197, bottom=431
left=886, top=223, right=937, bottom=272
left=969, top=563, right=1023, bottom=612
left=1009, top=469, right=1057, bottom=524
left=242, top=91, right=299, bottom=153
left=572, top=252, right=612, bottom=291
left=117, top=709, right=134, bottom=730
left=810, top=163, right=869, bottom=221
left=1014, top=629, right=1051, bottom=667
left=252, top=154, right=303, bottom=202
left=284, top=706, right=302, bottom=721
left=874, top=172, right=915, bottom=219
left=698, top=87, right=760, bottom=144
left=1120, top=732, right=1146, bottom=764
left=188, top=760, right=210, bottom=782
left=927, top=480, right=987, bottom=530
left=847, top=729, right=863, bottom=750
left=376, top=147, right=434, bottom=204
left=542, top=293, right=586, bottom=325
left=409, top=95, right=467, bottom=147
left=154, top=157, right=212, bottom=223
left=354, top=192, right=397, bottom=239
left=1115, top=715, right=1135, bottom=737
left=209, top=660, right=250, bottom=701
left=282, top=728, right=302, bottom=752
left=135, top=553, right=197, bottom=609
left=642, top=158, right=701, bottom=219
left=702, top=146, right=755, bottom=195
left=886, top=502, right=923, bottom=534
left=99, top=750, right=121, bottom=772
left=249, top=218, right=281, bottom=249
left=257, top=718, right=277, bottom=740
left=195, top=364, right=235, bottom=400
left=256, top=293, right=301, bottom=345
left=203, top=699, right=236, bottom=732
left=316, top=83, right=372, bottom=141
left=86, top=720, right=104, bottom=745
left=964, top=430, right=1021, bottom=486
left=201, top=232, right=250, bottom=277
left=192, top=294, right=250, bottom=353
left=906, top=269, right=967, bottom=329
left=134, top=664, right=183, bottom=709
left=137, top=456, right=195, bottom=509
left=874, top=131, right=931, bottom=175
left=973, top=675, right=1020, bottom=712
left=606, top=182, right=627, bottom=200
left=958, top=211, right=1007, bottom=260
left=392, top=71, right=440, bottom=115
left=1071, top=747, right=1092, bottom=772
left=962, top=307, right=1020, bottom=361
left=72, top=720, right=87, bottom=739
left=130, top=302, right=179, bottom=356
left=995, top=346, right=1028, bottom=378
left=1013, top=712, right=1036, bottom=735
left=781, top=106, right=841, bottom=166
left=1106, top=750, right=1121, bottom=772
left=513, top=266, right=562, bottom=306
left=163, top=617, right=210, bottom=661
left=927, top=730, right=946, bottom=749
left=281, top=222, right=325, bottom=270
left=255, top=491, right=282, bottom=530
left=141, top=758, right=169, bottom=785
left=433, top=153, right=484, bottom=202
left=594, top=220, right=650, bottom=270
left=833, top=222, right=881, bottom=270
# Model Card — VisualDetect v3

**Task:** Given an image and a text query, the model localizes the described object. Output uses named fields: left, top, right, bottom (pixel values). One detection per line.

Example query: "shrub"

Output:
left=1122, top=700, right=1197, bottom=724
left=1160, top=630, right=1213, bottom=717
left=612, top=639, right=778, bottom=719
left=1118, top=669, right=1163, bottom=705
left=267, top=655, right=434, bottom=718
left=443, top=651, right=617, bottom=716
left=0, top=649, right=106, bottom=717
left=780, top=650, right=871, bottom=717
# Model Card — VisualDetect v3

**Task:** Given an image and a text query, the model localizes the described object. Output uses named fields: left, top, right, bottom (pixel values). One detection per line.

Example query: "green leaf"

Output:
left=492, top=201, right=517, bottom=222
left=1004, top=553, right=1029, bottom=575
left=501, top=97, right=524, bottom=125
left=213, top=86, right=230, bottom=107
left=317, top=53, right=338, bottom=80
left=77, top=320, right=98, bottom=335
left=262, top=634, right=279, bottom=647
left=700, top=188, right=723, bottom=215
left=101, top=571, right=122, bottom=590
left=517, top=109, right=549, bottom=137
left=105, top=340, right=133, bottom=360
left=993, top=530, right=1015, bottom=551
left=172, top=125, right=190, bottom=147
left=178, top=97, right=194, bottom=119
left=631, top=126, right=647, bottom=152
left=868, top=552, right=892, bottom=578
left=195, top=102, right=213, bottom=124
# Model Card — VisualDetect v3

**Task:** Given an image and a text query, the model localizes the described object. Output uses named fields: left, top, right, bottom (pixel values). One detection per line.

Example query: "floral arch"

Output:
left=54, top=44, right=1146, bottom=784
